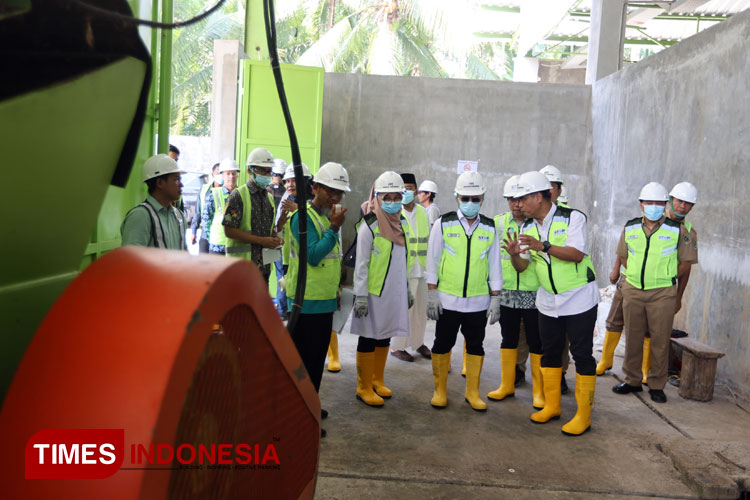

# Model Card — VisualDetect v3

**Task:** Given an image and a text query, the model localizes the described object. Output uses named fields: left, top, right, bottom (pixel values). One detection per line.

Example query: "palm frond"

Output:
left=297, top=15, right=354, bottom=69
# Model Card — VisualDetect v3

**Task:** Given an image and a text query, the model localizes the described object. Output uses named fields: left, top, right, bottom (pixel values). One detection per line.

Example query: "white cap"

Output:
left=272, top=158, right=288, bottom=175
left=540, top=165, right=563, bottom=184
left=454, top=171, right=485, bottom=197
left=374, top=171, right=405, bottom=194
left=639, top=182, right=669, bottom=202
left=669, top=182, right=697, bottom=204
left=246, top=147, right=274, bottom=168
left=283, top=163, right=311, bottom=180
left=218, top=158, right=240, bottom=173
left=557, top=184, right=569, bottom=204
left=514, top=171, right=552, bottom=198
left=314, top=162, right=351, bottom=192
left=418, top=180, right=438, bottom=194
left=142, top=154, right=187, bottom=182
left=503, top=175, right=521, bottom=198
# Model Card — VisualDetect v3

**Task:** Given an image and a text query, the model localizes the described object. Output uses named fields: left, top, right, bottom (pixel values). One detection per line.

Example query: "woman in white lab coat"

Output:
left=351, top=171, right=414, bottom=407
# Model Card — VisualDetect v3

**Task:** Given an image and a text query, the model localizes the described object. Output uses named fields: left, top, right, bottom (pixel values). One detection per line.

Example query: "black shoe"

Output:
left=612, top=382, right=643, bottom=394
left=561, top=375, right=569, bottom=395
left=321, top=408, right=328, bottom=419
left=649, top=389, right=667, bottom=403
left=514, top=366, right=525, bottom=387
left=390, top=349, right=415, bottom=362
left=321, top=428, right=327, bottom=438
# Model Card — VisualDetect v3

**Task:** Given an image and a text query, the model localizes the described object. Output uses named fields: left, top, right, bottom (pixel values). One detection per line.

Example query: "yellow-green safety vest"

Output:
left=402, top=204, right=430, bottom=268
left=437, top=212, right=496, bottom=298
left=557, top=201, right=570, bottom=209
left=521, top=206, right=596, bottom=295
left=356, top=212, right=415, bottom=296
left=284, top=203, right=342, bottom=301
left=623, top=217, right=680, bottom=290
left=225, top=183, right=276, bottom=259
left=495, top=212, right=539, bottom=291
left=208, top=187, right=231, bottom=246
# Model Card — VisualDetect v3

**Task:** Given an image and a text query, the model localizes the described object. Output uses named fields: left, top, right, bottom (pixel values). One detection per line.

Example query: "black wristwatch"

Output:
left=542, top=241, right=552, bottom=253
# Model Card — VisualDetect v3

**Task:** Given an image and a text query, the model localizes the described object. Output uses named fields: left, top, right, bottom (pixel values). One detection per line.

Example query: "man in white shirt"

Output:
left=504, top=171, right=598, bottom=436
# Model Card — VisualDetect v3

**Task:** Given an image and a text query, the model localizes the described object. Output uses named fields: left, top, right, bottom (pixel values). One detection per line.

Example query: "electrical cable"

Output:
left=263, top=0, right=307, bottom=333
left=66, top=0, right=225, bottom=28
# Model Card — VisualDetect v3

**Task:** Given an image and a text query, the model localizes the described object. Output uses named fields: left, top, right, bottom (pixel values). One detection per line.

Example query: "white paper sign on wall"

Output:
left=457, top=160, right=478, bottom=174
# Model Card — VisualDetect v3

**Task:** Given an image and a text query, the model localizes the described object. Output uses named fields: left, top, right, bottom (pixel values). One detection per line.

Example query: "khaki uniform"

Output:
left=617, top=219, right=698, bottom=389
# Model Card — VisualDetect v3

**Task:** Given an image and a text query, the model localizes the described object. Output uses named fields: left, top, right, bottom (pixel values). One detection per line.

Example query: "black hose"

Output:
left=263, top=0, right=307, bottom=333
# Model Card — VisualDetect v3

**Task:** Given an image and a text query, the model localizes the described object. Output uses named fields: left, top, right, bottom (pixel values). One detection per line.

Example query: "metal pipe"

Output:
left=157, top=0, right=173, bottom=154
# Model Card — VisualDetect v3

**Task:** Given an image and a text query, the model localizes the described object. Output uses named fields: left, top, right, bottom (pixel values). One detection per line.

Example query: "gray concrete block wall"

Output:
left=321, top=73, right=593, bottom=252
left=590, top=9, right=750, bottom=394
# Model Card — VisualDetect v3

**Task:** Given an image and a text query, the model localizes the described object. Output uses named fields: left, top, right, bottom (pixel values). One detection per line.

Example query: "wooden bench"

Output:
left=670, top=337, right=725, bottom=401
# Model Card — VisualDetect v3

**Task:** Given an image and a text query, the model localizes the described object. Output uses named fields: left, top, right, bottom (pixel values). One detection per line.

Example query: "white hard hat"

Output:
left=418, top=180, right=438, bottom=194
left=218, top=158, right=240, bottom=173
left=639, top=182, right=669, bottom=202
left=272, top=158, right=288, bottom=175
left=669, top=182, right=697, bottom=204
left=503, top=175, right=521, bottom=198
left=539, top=165, right=563, bottom=184
left=455, top=171, right=485, bottom=197
left=142, top=154, right=186, bottom=182
left=374, top=171, right=405, bottom=194
left=557, top=184, right=569, bottom=204
left=314, top=162, right=351, bottom=192
left=283, top=163, right=311, bottom=180
left=514, top=171, right=551, bottom=198
left=246, top=147, right=274, bottom=168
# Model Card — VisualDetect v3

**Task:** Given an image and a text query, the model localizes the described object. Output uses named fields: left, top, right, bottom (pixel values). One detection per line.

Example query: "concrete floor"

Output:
left=314, top=317, right=750, bottom=499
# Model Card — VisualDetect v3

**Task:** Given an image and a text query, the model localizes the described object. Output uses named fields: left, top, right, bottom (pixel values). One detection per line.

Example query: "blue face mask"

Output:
left=643, top=204, right=665, bottom=221
left=253, top=172, right=272, bottom=189
left=217, top=175, right=224, bottom=186
left=460, top=201, right=481, bottom=218
left=382, top=201, right=403, bottom=214
left=402, top=190, right=415, bottom=205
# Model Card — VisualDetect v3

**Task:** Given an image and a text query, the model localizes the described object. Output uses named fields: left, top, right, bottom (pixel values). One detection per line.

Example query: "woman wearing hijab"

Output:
left=351, top=171, right=415, bottom=407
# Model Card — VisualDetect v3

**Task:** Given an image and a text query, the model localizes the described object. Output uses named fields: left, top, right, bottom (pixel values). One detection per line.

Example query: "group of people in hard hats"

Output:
left=121, top=151, right=698, bottom=438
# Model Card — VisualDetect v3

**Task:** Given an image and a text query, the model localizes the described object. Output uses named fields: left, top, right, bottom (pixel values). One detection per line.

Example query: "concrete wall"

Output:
left=590, top=10, right=750, bottom=394
left=321, top=73, right=593, bottom=251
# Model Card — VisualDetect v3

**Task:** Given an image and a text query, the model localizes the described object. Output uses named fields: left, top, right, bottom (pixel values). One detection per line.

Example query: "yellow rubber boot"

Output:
left=430, top=353, right=451, bottom=409
left=464, top=354, right=487, bottom=412
left=530, top=353, right=545, bottom=410
left=530, top=367, right=562, bottom=423
left=356, top=352, right=384, bottom=407
left=461, top=341, right=467, bottom=377
left=562, top=374, right=596, bottom=436
left=642, top=337, right=651, bottom=384
left=327, top=331, right=341, bottom=372
left=488, top=348, right=517, bottom=401
left=596, top=330, right=622, bottom=375
left=372, top=346, right=392, bottom=398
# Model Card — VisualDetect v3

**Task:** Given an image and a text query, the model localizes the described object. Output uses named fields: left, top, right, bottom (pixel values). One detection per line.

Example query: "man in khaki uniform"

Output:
left=612, top=182, right=698, bottom=403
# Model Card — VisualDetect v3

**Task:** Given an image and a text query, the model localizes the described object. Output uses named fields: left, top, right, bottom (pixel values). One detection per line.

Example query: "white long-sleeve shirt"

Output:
left=425, top=210, right=502, bottom=313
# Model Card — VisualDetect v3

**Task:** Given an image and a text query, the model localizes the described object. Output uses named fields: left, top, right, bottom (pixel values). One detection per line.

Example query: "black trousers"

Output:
left=500, top=306, right=542, bottom=354
left=432, top=309, right=487, bottom=356
left=289, top=312, right=333, bottom=392
left=357, top=337, right=391, bottom=353
left=538, top=305, right=597, bottom=375
left=198, top=237, right=210, bottom=254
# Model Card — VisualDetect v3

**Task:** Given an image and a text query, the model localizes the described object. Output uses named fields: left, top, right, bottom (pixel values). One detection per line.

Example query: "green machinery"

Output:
left=0, top=0, right=324, bottom=401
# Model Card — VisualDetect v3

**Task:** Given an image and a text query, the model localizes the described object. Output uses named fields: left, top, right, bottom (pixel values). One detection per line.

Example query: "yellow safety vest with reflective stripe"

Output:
left=356, top=212, right=415, bottom=296
left=208, top=187, right=230, bottom=246
left=437, top=212, right=496, bottom=298
left=521, top=206, right=596, bottom=295
left=623, top=217, right=680, bottom=290
left=402, top=204, right=430, bottom=268
left=225, top=183, right=276, bottom=259
left=557, top=201, right=570, bottom=209
left=495, top=212, right=539, bottom=291
left=284, top=203, right=341, bottom=301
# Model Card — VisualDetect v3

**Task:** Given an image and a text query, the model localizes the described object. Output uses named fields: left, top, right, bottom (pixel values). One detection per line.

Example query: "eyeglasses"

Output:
left=459, top=196, right=482, bottom=203
left=320, top=184, right=345, bottom=198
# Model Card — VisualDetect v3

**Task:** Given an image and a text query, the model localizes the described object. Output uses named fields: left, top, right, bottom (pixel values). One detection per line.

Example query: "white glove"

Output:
left=354, top=295, right=369, bottom=318
left=278, top=276, right=286, bottom=293
left=487, top=294, right=502, bottom=325
left=407, top=282, right=415, bottom=309
left=426, top=289, right=443, bottom=321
